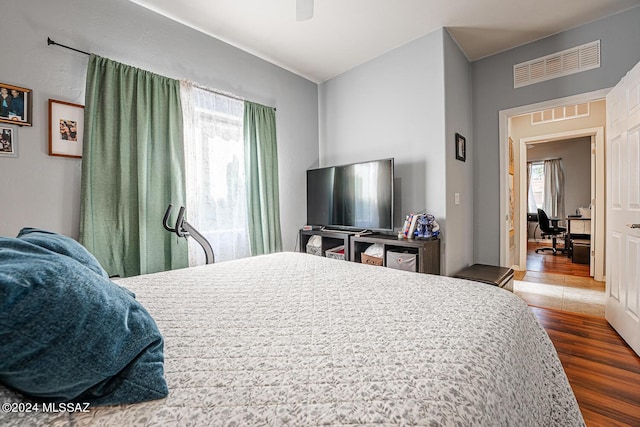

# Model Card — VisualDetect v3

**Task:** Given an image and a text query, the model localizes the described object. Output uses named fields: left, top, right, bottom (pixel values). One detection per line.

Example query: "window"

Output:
left=528, top=162, right=544, bottom=212
left=183, top=86, right=250, bottom=264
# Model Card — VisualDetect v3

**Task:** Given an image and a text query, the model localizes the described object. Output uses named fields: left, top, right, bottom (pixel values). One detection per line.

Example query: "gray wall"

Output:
left=0, top=0, right=319, bottom=252
left=472, top=5, right=640, bottom=265
left=319, top=28, right=474, bottom=275
left=319, top=29, right=446, bottom=228
left=527, top=137, right=592, bottom=216
left=443, top=30, right=474, bottom=274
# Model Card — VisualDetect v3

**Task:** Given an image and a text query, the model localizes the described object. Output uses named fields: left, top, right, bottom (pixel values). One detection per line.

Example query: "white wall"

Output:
left=0, top=0, right=319, bottom=253
left=319, top=28, right=474, bottom=275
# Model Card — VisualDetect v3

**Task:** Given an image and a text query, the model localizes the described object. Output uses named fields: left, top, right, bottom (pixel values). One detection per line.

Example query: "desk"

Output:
left=566, top=217, right=591, bottom=260
left=567, top=217, right=591, bottom=240
left=527, top=213, right=539, bottom=239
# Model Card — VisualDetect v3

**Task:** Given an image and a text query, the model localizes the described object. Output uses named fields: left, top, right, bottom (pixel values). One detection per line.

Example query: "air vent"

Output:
left=514, top=41, right=600, bottom=88
left=531, top=103, right=590, bottom=125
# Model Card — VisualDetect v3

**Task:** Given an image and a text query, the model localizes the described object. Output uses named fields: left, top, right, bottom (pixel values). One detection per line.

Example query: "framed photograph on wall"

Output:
left=508, top=137, right=514, bottom=174
left=0, top=126, right=17, bottom=157
left=49, top=99, right=84, bottom=158
left=0, top=83, right=32, bottom=127
left=455, top=132, right=466, bottom=162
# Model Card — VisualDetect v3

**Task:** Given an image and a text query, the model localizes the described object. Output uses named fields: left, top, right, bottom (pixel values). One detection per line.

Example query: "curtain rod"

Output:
left=47, top=37, right=276, bottom=111
left=192, top=83, right=276, bottom=110
left=192, top=83, right=245, bottom=103
left=47, top=37, right=90, bottom=56
left=46, top=37, right=245, bottom=104
left=528, top=157, right=562, bottom=163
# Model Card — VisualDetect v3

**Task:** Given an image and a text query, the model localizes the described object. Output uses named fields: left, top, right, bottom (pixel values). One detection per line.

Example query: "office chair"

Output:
left=535, top=208, right=567, bottom=255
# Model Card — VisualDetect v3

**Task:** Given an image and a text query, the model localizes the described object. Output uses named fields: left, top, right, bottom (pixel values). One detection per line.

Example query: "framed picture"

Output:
left=508, top=137, right=514, bottom=174
left=455, top=132, right=466, bottom=162
left=49, top=99, right=84, bottom=158
left=0, top=83, right=32, bottom=127
left=0, top=126, right=17, bottom=157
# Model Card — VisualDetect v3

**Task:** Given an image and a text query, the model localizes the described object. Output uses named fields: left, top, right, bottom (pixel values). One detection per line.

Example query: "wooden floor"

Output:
left=527, top=241, right=590, bottom=277
left=531, top=306, right=640, bottom=426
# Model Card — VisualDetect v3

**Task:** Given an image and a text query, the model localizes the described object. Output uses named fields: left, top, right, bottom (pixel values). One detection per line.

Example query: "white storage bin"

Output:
left=325, top=245, right=345, bottom=260
left=386, top=251, right=417, bottom=272
left=306, top=235, right=322, bottom=256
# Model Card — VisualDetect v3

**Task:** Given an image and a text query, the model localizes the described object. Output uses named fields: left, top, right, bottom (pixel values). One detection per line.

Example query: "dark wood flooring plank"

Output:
left=530, top=306, right=640, bottom=427
left=562, top=354, right=640, bottom=386
left=570, top=382, right=640, bottom=426
left=562, top=362, right=640, bottom=406
left=527, top=242, right=590, bottom=276
left=579, top=407, right=631, bottom=427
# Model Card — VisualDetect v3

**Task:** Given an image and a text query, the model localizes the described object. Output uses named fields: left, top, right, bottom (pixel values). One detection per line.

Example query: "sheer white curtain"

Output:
left=180, top=81, right=250, bottom=265
left=527, top=163, right=537, bottom=213
left=543, top=159, right=565, bottom=223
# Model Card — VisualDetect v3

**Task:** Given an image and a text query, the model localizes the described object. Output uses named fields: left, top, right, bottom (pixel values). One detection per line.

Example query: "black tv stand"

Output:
left=351, top=234, right=440, bottom=274
left=299, top=228, right=352, bottom=260
left=299, top=228, right=440, bottom=274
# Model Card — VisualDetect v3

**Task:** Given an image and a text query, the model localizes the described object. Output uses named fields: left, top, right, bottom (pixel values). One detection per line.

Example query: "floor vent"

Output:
left=514, top=41, right=600, bottom=88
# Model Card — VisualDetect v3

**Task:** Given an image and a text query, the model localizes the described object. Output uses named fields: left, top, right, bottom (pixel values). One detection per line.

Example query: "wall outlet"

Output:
left=455, top=193, right=460, bottom=205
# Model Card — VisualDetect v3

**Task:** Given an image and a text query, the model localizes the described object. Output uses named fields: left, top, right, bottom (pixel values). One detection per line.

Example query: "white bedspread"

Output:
left=0, top=252, right=584, bottom=426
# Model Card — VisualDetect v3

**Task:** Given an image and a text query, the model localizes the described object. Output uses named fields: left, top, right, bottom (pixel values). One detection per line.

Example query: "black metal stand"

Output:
left=163, top=204, right=215, bottom=264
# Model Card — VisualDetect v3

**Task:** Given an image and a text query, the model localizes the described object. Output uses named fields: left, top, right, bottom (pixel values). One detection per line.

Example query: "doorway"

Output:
left=517, top=129, right=605, bottom=317
left=517, top=127, right=604, bottom=280
left=498, top=90, right=608, bottom=317
left=522, top=136, right=592, bottom=275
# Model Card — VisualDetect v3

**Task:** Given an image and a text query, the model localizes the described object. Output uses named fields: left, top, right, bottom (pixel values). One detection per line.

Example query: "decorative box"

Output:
left=325, top=245, right=345, bottom=260
left=361, top=253, right=383, bottom=266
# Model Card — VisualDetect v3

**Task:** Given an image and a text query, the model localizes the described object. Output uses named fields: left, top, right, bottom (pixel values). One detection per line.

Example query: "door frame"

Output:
left=498, top=88, right=609, bottom=279
left=518, top=128, right=604, bottom=279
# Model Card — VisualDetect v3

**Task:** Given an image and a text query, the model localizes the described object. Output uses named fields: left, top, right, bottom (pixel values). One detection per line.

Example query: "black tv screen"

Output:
left=306, top=158, right=394, bottom=231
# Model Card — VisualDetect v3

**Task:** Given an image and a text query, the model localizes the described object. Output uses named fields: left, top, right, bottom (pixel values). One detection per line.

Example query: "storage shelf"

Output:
left=351, top=234, right=440, bottom=275
left=299, top=229, right=440, bottom=275
left=299, top=229, right=352, bottom=260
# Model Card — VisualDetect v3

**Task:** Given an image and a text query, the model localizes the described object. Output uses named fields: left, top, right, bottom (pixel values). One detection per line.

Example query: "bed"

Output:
left=1, top=251, right=584, bottom=426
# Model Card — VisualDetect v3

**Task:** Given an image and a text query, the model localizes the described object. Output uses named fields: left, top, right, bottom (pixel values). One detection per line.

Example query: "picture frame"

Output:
left=455, top=132, right=466, bottom=162
left=0, top=83, right=32, bottom=127
left=0, top=126, right=17, bottom=157
left=49, top=99, right=84, bottom=158
left=508, top=136, right=514, bottom=174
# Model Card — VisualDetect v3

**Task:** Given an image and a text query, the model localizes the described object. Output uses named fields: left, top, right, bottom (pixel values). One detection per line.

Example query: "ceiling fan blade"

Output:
left=296, top=0, right=314, bottom=21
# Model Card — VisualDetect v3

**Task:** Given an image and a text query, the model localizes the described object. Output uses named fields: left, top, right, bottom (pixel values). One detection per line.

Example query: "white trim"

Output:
left=518, top=127, right=604, bottom=281
left=499, top=88, right=609, bottom=277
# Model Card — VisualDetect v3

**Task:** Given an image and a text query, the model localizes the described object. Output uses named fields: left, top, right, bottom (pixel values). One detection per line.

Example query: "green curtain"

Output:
left=79, top=54, right=188, bottom=277
left=243, top=101, right=283, bottom=255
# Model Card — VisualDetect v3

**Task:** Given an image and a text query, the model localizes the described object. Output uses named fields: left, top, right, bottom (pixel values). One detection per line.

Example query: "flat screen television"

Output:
left=306, top=158, right=394, bottom=232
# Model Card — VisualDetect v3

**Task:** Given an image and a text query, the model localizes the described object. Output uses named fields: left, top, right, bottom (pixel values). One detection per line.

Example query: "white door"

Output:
left=606, top=59, right=640, bottom=356
left=590, top=137, right=595, bottom=277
